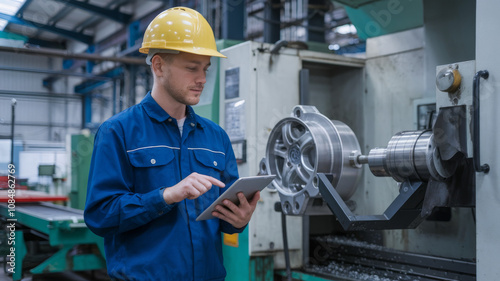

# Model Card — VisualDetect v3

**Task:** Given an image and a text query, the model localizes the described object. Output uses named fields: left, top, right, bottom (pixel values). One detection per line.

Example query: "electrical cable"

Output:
left=274, top=201, right=292, bottom=281
left=281, top=212, right=292, bottom=281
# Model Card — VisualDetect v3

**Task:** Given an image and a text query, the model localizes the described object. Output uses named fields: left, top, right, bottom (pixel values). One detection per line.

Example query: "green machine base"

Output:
left=0, top=202, right=106, bottom=280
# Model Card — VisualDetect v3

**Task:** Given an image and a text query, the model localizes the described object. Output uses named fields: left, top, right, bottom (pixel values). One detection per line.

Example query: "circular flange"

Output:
left=261, top=105, right=362, bottom=215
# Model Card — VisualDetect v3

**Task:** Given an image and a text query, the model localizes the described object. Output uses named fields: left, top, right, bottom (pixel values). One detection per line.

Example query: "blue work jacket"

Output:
left=84, top=93, right=243, bottom=281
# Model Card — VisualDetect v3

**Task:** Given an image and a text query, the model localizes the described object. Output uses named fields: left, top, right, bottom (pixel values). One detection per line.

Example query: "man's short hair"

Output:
left=146, top=48, right=180, bottom=65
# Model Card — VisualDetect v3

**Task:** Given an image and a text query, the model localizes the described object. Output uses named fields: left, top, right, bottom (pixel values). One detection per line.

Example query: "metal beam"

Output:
left=27, top=37, right=66, bottom=49
left=0, top=89, right=81, bottom=100
left=62, top=5, right=165, bottom=71
left=52, top=0, right=132, bottom=24
left=0, top=65, right=112, bottom=80
left=308, top=0, right=326, bottom=42
left=263, top=0, right=281, bottom=43
left=74, top=0, right=131, bottom=32
left=10, top=99, right=16, bottom=166
left=0, top=121, right=81, bottom=128
left=222, top=0, right=245, bottom=40
left=47, top=5, right=74, bottom=25
left=0, top=12, right=93, bottom=44
left=34, top=4, right=162, bottom=95
left=98, top=5, right=166, bottom=52
left=30, top=5, right=73, bottom=45
left=75, top=67, right=124, bottom=94
left=84, top=94, right=92, bottom=126
left=0, top=45, right=145, bottom=64
left=44, top=4, right=162, bottom=86
left=17, top=0, right=34, bottom=14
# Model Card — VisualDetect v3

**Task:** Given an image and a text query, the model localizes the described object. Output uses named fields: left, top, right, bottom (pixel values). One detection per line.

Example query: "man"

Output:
left=84, top=7, right=260, bottom=280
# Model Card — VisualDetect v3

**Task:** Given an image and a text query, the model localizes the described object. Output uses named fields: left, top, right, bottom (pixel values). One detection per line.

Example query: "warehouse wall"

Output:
left=0, top=53, right=82, bottom=142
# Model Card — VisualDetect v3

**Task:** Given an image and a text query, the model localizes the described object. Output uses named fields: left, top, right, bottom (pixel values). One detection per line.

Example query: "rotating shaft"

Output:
left=352, top=130, right=456, bottom=182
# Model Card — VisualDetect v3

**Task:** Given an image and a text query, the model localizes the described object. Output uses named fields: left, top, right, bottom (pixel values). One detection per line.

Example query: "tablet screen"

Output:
left=196, top=175, right=276, bottom=221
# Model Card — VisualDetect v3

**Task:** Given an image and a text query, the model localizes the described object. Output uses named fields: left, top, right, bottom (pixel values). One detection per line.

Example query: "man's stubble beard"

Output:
left=163, top=79, right=201, bottom=106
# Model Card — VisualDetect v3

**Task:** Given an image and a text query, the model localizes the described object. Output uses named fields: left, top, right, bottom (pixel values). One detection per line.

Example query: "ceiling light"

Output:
left=335, top=24, right=357, bottom=35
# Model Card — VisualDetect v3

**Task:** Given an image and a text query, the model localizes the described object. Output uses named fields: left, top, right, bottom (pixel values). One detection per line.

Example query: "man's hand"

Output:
left=163, top=172, right=225, bottom=204
left=212, top=191, right=261, bottom=229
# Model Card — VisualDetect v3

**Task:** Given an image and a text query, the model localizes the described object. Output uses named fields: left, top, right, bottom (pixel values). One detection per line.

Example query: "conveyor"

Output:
left=0, top=202, right=106, bottom=280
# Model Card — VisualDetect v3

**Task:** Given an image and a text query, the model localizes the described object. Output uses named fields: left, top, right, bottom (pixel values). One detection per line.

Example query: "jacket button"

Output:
left=168, top=118, right=172, bottom=122
left=151, top=159, right=156, bottom=164
left=190, top=123, right=195, bottom=127
left=213, top=161, right=217, bottom=166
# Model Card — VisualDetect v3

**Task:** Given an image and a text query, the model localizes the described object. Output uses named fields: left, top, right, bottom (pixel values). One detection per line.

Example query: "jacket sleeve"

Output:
left=84, top=121, right=174, bottom=237
left=218, top=131, right=247, bottom=234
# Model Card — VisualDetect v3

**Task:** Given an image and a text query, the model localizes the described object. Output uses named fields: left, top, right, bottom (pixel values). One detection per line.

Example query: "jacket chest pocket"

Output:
left=191, top=149, right=225, bottom=180
left=128, top=147, right=177, bottom=190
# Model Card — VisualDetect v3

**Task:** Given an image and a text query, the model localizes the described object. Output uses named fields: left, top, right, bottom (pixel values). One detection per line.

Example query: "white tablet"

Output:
left=196, top=175, right=276, bottom=221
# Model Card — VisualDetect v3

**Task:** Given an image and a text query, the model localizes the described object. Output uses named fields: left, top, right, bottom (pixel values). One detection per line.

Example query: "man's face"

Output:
left=158, top=52, right=211, bottom=106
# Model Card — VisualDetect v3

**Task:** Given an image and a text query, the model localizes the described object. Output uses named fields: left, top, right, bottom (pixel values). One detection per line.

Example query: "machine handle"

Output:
left=472, top=70, right=490, bottom=173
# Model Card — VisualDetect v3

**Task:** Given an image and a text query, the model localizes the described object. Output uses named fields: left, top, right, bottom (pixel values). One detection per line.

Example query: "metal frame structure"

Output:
left=0, top=12, right=93, bottom=44
left=1, top=0, right=133, bottom=45
left=318, top=175, right=428, bottom=230
left=0, top=202, right=105, bottom=281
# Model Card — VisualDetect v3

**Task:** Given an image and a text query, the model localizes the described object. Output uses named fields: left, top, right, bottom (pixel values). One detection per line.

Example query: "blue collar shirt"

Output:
left=84, top=93, right=243, bottom=281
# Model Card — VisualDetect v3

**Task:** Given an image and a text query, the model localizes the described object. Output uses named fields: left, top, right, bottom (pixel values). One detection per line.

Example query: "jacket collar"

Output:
left=141, top=92, right=204, bottom=128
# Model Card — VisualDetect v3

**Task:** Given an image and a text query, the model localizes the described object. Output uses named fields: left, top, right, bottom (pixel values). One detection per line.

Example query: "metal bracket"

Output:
left=317, top=173, right=427, bottom=231
left=433, top=105, right=467, bottom=160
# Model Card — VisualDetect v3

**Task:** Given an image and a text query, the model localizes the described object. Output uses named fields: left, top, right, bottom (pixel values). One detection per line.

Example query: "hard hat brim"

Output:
left=139, top=46, right=226, bottom=59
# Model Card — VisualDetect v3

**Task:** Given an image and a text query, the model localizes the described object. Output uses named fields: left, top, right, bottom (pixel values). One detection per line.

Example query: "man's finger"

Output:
left=236, top=193, right=249, bottom=208
left=248, top=191, right=261, bottom=206
left=192, top=181, right=210, bottom=194
left=200, top=175, right=225, bottom=188
left=186, top=188, right=201, bottom=199
left=214, top=205, right=231, bottom=217
left=194, top=177, right=213, bottom=190
left=222, top=199, right=239, bottom=213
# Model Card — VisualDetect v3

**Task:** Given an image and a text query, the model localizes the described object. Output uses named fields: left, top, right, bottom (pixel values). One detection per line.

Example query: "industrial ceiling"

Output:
left=0, top=0, right=142, bottom=49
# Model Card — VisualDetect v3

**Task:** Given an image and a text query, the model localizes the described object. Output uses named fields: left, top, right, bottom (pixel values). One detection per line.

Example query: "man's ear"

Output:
left=151, top=55, right=163, bottom=76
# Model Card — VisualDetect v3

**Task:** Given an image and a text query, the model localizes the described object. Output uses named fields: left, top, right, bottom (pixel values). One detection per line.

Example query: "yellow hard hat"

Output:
left=139, top=7, right=226, bottom=60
